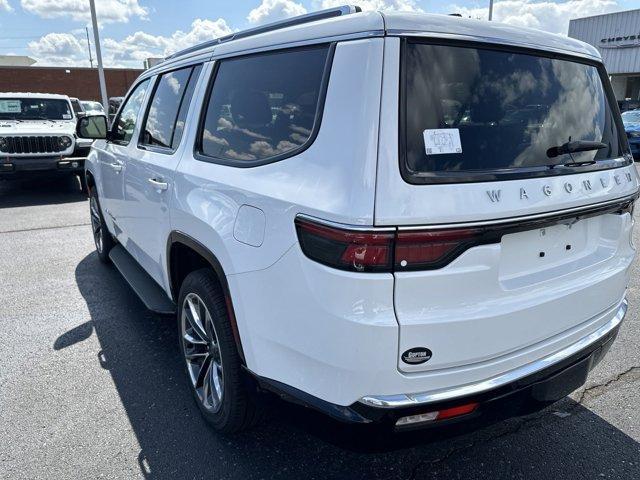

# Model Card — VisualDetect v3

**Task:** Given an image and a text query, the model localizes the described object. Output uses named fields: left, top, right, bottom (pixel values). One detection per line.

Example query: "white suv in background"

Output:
left=0, top=92, right=92, bottom=189
left=77, top=6, right=638, bottom=433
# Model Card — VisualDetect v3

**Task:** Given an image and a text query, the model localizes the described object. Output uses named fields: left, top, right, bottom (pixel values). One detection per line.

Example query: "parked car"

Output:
left=76, top=6, right=638, bottom=433
left=69, top=97, right=85, bottom=117
left=618, top=99, right=640, bottom=113
left=0, top=92, right=92, bottom=190
left=622, top=109, right=640, bottom=160
left=107, top=96, right=123, bottom=125
left=81, top=100, right=105, bottom=116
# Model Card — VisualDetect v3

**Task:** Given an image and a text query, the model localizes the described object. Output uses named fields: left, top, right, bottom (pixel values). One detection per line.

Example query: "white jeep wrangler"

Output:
left=0, top=92, right=93, bottom=189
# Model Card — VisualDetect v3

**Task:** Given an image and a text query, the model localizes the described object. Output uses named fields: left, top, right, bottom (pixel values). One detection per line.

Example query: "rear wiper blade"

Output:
left=546, top=140, right=607, bottom=159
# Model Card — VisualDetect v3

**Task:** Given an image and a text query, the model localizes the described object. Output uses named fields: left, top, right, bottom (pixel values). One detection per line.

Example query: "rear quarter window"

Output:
left=197, top=44, right=332, bottom=166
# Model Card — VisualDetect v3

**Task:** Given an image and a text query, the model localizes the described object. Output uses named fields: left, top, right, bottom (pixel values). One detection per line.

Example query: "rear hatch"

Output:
left=376, top=38, right=639, bottom=374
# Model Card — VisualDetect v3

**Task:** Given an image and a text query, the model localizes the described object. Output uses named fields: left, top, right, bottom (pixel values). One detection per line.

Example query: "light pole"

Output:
left=89, top=0, right=109, bottom=109
left=85, top=27, right=93, bottom=68
left=489, top=0, right=494, bottom=21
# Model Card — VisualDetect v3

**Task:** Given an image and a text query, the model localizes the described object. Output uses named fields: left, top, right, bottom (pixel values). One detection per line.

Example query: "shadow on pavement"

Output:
left=61, top=252, right=640, bottom=479
left=0, top=175, right=85, bottom=208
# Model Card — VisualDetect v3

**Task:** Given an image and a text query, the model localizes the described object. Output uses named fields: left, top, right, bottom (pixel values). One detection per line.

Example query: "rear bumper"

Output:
left=360, top=298, right=626, bottom=409
left=0, top=156, right=85, bottom=178
left=255, top=298, right=626, bottom=426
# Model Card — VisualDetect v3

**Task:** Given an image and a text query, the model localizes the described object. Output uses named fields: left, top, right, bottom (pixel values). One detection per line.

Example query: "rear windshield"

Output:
left=402, top=41, right=627, bottom=183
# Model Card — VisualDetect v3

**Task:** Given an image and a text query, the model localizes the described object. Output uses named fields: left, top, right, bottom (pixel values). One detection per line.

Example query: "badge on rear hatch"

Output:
left=402, top=347, right=432, bottom=365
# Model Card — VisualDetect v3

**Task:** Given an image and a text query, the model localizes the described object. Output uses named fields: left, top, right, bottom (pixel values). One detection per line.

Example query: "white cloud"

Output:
left=0, top=0, right=12, bottom=12
left=319, top=0, right=422, bottom=12
left=20, top=0, right=148, bottom=24
left=248, top=0, right=307, bottom=24
left=27, top=17, right=233, bottom=68
left=102, top=17, right=233, bottom=67
left=451, top=0, right=619, bottom=35
left=28, top=32, right=86, bottom=65
left=165, top=18, right=233, bottom=53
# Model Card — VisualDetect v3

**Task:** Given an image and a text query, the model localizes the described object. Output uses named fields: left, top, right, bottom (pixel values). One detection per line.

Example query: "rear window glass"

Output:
left=199, top=45, right=330, bottom=164
left=402, top=41, right=625, bottom=181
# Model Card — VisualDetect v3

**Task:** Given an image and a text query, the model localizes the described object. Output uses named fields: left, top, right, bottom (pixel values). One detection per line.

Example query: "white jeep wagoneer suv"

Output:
left=76, top=6, right=638, bottom=432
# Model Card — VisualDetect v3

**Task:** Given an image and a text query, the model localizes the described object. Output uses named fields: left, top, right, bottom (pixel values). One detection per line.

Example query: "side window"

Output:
left=112, top=79, right=150, bottom=145
left=70, top=99, right=83, bottom=115
left=172, top=65, right=202, bottom=150
left=140, top=65, right=202, bottom=150
left=199, top=45, right=330, bottom=164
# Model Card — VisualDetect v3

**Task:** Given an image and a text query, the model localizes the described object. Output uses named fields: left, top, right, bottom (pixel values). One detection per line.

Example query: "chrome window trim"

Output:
left=359, top=298, right=627, bottom=409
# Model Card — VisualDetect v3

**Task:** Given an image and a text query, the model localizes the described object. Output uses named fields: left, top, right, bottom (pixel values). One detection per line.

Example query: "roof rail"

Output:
left=165, top=5, right=362, bottom=61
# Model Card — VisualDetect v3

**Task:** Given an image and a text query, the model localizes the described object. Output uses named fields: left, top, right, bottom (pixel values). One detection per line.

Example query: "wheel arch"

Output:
left=85, top=168, right=96, bottom=194
left=167, top=231, right=246, bottom=363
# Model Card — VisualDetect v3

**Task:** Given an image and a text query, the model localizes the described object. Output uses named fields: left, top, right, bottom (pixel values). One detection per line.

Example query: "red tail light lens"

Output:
left=394, top=228, right=486, bottom=270
left=435, top=402, right=479, bottom=420
left=295, top=217, right=395, bottom=272
left=295, top=217, right=489, bottom=273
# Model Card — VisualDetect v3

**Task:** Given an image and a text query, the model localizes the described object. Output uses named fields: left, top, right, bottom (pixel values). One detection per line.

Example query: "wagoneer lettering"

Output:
left=486, top=189, right=501, bottom=202
left=77, top=5, right=638, bottom=433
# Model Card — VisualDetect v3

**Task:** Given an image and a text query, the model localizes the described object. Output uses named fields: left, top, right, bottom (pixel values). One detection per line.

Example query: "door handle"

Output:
left=148, top=178, right=169, bottom=191
left=108, top=162, right=122, bottom=173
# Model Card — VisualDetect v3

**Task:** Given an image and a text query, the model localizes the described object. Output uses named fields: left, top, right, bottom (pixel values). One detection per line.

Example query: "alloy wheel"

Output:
left=181, top=292, right=224, bottom=412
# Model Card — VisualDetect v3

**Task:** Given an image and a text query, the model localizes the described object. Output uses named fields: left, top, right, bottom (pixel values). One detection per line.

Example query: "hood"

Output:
left=624, top=122, right=640, bottom=135
left=0, top=119, right=76, bottom=136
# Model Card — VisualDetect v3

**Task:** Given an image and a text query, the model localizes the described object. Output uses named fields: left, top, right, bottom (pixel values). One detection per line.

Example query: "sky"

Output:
left=0, top=0, right=638, bottom=68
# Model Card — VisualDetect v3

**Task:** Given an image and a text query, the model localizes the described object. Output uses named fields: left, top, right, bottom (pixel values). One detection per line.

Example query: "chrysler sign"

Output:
left=600, top=32, right=640, bottom=49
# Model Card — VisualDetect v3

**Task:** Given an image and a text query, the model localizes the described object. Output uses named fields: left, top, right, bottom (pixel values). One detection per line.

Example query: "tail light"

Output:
left=296, top=197, right=636, bottom=273
left=295, top=217, right=394, bottom=272
left=394, top=228, right=487, bottom=270
left=295, top=217, right=490, bottom=272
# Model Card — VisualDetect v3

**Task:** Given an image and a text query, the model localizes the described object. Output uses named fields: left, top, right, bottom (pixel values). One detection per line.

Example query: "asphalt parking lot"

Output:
left=1, top=176, right=639, bottom=480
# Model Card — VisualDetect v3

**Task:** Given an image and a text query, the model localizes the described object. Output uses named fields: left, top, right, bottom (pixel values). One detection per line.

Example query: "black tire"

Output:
left=177, top=269, right=261, bottom=433
left=89, top=188, right=114, bottom=263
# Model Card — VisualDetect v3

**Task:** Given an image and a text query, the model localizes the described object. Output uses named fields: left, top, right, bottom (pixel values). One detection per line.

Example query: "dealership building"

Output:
left=569, top=9, right=640, bottom=101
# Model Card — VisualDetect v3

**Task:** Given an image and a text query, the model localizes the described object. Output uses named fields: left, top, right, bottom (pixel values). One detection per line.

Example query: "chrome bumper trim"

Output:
left=359, top=298, right=627, bottom=409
